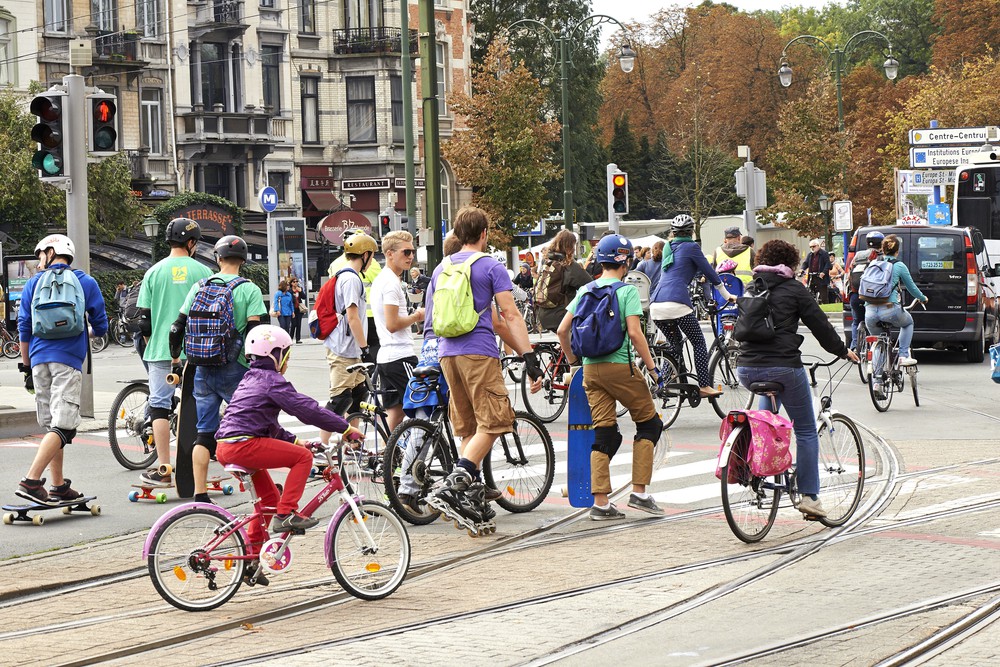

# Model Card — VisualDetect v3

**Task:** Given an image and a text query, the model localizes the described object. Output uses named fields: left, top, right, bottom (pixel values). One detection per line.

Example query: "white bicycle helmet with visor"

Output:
left=671, top=214, right=695, bottom=232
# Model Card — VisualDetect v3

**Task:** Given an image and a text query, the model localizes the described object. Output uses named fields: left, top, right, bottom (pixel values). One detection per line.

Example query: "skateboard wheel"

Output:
left=2, top=513, right=12, bottom=525
left=32, top=515, right=44, bottom=526
left=63, top=506, right=72, bottom=515
left=91, top=505, right=101, bottom=516
left=155, top=493, right=167, bottom=504
left=223, top=485, right=234, bottom=495
left=560, top=486, right=568, bottom=498
left=158, top=463, right=173, bottom=475
left=128, top=491, right=139, bottom=502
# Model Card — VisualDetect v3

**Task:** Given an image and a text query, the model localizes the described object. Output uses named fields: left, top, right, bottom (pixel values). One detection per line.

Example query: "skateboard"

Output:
left=3, top=496, right=100, bottom=526
left=166, top=363, right=198, bottom=498
left=566, top=368, right=594, bottom=508
left=129, top=473, right=234, bottom=503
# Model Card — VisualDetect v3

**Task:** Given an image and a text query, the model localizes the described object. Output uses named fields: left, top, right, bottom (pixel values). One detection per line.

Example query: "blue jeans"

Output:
left=736, top=366, right=820, bottom=497
left=147, top=360, right=176, bottom=411
left=194, top=360, right=248, bottom=434
left=865, top=303, right=914, bottom=374
left=849, top=292, right=866, bottom=349
left=278, top=315, right=292, bottom=333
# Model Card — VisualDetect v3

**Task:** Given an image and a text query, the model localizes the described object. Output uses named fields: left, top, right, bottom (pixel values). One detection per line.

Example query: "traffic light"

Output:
left=88, top=93, right=119, bottom=155
left=30, top=91, right=68, bottom=180
left=380, top=213, right=391, bottom=238
left=611, top=171, right=629, bottom=215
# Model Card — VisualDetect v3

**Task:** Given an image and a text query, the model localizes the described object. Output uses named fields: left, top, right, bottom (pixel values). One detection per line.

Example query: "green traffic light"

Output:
left=33, top=151, right=60, bottom=175
left=613, top=202, right=626, bottom=213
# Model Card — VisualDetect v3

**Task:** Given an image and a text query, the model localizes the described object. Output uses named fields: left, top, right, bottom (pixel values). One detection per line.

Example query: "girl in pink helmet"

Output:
left=215, top=325, right=361, bottom=580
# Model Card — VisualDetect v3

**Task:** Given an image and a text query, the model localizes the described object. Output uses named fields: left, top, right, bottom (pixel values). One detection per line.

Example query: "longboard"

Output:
left=129, top=476, right=234, bottom=503
left=167, top=363, right=199, bottom=498
left=3, top=496, right=100, bottom=526
left=566, top=368, right=593, bottom=508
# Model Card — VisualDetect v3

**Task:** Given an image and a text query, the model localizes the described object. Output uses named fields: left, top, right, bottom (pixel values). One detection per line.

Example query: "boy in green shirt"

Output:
left=169, top=236, right=266, bottom=502
left=557, top=235, right=664, bottom=520
left=137, top=218, right=213, bottom=487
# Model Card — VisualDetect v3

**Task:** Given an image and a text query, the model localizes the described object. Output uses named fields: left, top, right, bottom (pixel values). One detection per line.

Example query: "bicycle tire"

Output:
left=708, top=346, right=747, bottom=419
left=650, top=352, right=683, bottom=429
left=108, top=382, right=158, bottom=470
left=521, top=346, right=567, bottom=423
left=867, top=340, right=892, bottom=412
left=113, top=319, right=132, bottom=346
left=329, top=500, right=410, bottom=601
left=720, top=426, right=780, bottom=543
left=482, top=411, right=554, bottom=513
left=2, top=339, right=19, bottom=359
left=90, top=334, right=108, bottom=353
left=816, top=413, right=865, bottom=527
left=147, top=506, right=247, bottom=612
left=909, top=368, right=919, bottom=406
left=856, top=324, right=871, bottom=384
left=382, top=418, right=450, bottom=525
left=342, top=411, right=389, bottom=502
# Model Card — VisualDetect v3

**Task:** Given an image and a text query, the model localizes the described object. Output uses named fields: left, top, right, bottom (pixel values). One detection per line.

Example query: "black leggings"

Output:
left=654, top=314, right=712, bottom=387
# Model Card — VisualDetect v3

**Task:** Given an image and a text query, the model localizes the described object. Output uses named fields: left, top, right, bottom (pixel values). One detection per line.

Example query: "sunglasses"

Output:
left=399, top=248, right=414, bottom=257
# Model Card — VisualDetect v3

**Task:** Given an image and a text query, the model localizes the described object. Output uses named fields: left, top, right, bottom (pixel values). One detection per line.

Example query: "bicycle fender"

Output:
left=142, top=503, right=245, bottom=559
left=323, top=495, right=365, bottom=569
left=716, top=425, right=746, bottom=471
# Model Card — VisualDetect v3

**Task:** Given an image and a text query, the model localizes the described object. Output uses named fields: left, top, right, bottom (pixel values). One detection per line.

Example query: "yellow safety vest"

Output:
left=715, top=246, right=753, bottom=285
left=329, top=254, right=382, bottom=318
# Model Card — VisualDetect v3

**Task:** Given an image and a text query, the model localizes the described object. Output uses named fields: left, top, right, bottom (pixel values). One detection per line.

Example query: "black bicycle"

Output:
left=107, top=379, right=178, bottom=470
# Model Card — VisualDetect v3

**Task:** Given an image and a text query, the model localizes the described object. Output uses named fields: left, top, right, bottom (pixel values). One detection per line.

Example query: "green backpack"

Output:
left=432, top=252, right=489, bottom=338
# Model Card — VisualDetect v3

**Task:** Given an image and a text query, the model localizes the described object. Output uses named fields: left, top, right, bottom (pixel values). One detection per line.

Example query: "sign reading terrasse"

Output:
left=172, top=203, right=235, bottom=235
left=909, top=126, right=1000, bottom=146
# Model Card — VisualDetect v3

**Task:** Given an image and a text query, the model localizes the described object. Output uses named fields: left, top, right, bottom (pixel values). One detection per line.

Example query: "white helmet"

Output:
left=245, top=324, right=293, bottom=368
left=34, top=234, right=75, bottom=262
left=671, top=214, right=695, bottom=231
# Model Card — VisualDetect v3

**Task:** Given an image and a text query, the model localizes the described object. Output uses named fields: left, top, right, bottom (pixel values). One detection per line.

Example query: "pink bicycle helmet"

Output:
left=245, top=324, right=293, bottom=368
left=717, top=259, right=738, bottom=273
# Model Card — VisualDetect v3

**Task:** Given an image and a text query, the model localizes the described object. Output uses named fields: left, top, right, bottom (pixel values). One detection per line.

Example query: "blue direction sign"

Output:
left=258, top=186, right=279, bottom=213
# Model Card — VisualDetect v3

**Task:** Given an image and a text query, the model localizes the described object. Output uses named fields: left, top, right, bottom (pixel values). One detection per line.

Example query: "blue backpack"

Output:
left=570, top=281, right=627, bottom=359
left=858, top=257, right=896, bottom=304
left=184, top=276, right=248, bottom=366
left=31, top=268, right=86, bottom=340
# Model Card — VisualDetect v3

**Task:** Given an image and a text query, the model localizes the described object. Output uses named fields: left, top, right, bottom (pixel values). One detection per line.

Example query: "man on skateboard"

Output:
left=14, top=234, right=107, bottom=505
left=557, top=234, right=663, bottom=520
left=170, top=236, right=265, bottom=502
left=135, top=218, right=212, bottom=489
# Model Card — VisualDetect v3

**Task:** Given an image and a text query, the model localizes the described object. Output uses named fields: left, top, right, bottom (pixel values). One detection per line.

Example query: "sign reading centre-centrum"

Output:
left=909, top=126, right=1000, bottom=146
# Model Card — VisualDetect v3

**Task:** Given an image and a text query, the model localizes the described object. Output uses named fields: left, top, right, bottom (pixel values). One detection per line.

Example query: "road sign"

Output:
left=910, top=146, right=985, bottom=169
left=927, top=203, right=951, bottom=226
left=258, top=186, right=278, bottom=213
left=900, top=170, right=934, bottom=195
left=912, top=170, right=952, bottom=187
left=909, top=126, right=1000, bottom=146
left=833, top=200, right=853, bottom=232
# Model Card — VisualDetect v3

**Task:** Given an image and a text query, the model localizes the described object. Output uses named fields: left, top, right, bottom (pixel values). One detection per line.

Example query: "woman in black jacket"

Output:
left=737, top=240, right=859, bottom=519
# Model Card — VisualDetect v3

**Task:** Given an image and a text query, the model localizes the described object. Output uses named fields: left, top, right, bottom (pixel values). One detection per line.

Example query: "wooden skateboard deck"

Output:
left=3, top=496, right=100, bottom=526
left=169, top=363, right=199, bottom=498
left=129, top=477, right=234, bottom=503
left=566, top=368, right=594, bottom=508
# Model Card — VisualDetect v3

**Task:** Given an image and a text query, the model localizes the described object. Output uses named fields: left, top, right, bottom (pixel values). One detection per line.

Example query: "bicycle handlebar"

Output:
left=808, top=358, right=842, bottom=387
left=904, top=298, right=927, bottom=311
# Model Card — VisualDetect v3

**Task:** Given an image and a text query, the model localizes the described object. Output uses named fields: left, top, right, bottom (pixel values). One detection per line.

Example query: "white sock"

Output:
left=632, top=492, right=650, bottom=500
left=594, top=502, right=611, bottom=510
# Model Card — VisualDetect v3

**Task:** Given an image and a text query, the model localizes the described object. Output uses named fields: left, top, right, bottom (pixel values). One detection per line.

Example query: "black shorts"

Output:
left=329, top=383, right=370, bottom=417
left=377, top=356, right=417, bottom=409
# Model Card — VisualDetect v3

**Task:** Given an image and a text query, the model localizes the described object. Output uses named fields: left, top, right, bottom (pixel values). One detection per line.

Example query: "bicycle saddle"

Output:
left=346, top=362, right=375, bottom=373
left=749, top=381, right=784, bottom=394
left=412, top=365, right=440, bottom=379
left=224, top=464, right=256, bottom=476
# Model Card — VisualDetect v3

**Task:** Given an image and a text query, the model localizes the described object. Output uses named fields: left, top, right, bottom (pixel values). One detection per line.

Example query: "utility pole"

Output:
left=419, top=0, right=442, bottom=270
left=400, top=0, right=417, bottom=237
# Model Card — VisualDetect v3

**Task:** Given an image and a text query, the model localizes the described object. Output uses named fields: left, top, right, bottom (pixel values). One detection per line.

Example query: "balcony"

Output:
left=213, top=0, right=241, bottom=24
left=94, top=30, right=141, bottom=62
left=190, top=0, right=247, bottom=38
left=332, top=27, right=417, bottom=56
left=178, top=108, right=288, bottom=146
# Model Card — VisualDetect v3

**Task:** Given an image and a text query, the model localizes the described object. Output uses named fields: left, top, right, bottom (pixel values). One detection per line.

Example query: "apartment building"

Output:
left=23, top=0, right=472, bottom=242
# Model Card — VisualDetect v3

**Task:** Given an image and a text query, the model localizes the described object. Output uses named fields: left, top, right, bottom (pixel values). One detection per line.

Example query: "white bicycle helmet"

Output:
left=245, top=324, right=293, bottom=369
left=671, top=214, right=695, bottom=231
left=34, top=233, right=75, bottom=262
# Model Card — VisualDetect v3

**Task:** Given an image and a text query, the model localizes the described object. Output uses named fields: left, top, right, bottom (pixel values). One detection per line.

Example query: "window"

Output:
left=0, top=15, right=13, bottom=86
left=346, top=76, right=376, bottom=143
left=343, top=0, right=384, bottom=30
left=137, top=0, right=161, bottom=37
left=300, top=0, right=316, bottom=34
left=440, top=165, right=451, bottom=224
left=434, top=0, right=448, bottom=6
left=390, top=75, right=403, bottom=143
left=300, top=77, right=319, bottom=143
left=260, top=0, right=275, bottom=7
left=93, top=0, right=118, bottom=32
left=44, top=0, right=69, bottom=32
left=436, top=42, right=448, bottom=115
left=204, top=165, right=230, bottom=199
left=261, top=45, right=282, bottom=112
left=268, top=172, right=288, bottom=203
left=199, top=42, right=228, bottom=109
left=141, top=88, right=163, bottom=154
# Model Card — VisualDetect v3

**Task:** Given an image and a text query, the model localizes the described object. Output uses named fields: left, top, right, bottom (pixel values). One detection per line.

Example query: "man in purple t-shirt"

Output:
left=423, top=207, right=543, bottom=533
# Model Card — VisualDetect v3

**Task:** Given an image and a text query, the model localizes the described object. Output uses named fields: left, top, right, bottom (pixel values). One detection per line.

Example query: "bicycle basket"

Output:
left=718, top=410, right=793, bottom=479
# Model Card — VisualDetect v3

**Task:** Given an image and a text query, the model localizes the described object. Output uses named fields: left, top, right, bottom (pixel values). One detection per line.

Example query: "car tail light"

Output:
left=966, top=235, right=978, bottom=306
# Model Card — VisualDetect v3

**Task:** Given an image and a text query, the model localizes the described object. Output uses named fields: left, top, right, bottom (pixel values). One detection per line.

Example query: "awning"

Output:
left=304, top=190, right=340, bottom=212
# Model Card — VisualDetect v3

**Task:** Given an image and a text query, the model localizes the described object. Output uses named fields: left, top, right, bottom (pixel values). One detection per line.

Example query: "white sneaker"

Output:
left=899, top=356, right=918, bottom=367
left=797, top=496, right=827, bottom=518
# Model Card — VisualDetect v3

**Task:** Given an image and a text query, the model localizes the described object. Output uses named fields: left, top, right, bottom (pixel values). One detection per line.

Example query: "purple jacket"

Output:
left=216, top=359, right=349, bottom=442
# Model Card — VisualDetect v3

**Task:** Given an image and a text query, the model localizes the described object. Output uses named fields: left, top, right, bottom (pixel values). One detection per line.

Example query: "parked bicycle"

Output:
left=383, top=365, right=555, bottom=527
left=144, top=436, right=410, bottom=611
left=0, top=320, right=20, bottom=359
left=866, top=299, right=925, bottom=412
left=717, top=358, right=865, bottom=543
left=107, top=312, right=133, bottom=347
left=330, top=362, right=395, bottom=503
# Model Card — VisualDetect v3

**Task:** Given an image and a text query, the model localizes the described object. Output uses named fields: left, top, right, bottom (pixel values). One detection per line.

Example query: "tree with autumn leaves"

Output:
left=443, top=39, right=561, bottom=248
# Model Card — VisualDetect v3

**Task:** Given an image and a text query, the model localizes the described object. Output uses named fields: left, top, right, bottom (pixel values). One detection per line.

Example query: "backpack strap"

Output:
left=332, top=267, right=360, bottom=316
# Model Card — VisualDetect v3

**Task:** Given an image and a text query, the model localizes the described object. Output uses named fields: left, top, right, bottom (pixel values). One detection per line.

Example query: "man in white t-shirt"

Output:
left=370, top=231, right=424, bottom=431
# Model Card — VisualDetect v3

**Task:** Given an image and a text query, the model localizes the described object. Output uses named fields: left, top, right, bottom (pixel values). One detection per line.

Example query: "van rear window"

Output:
left=915, top=235, right=962, bottom=271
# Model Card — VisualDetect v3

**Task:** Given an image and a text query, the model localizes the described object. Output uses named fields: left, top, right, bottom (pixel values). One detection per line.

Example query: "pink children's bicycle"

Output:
left=143, top=437, right=411, bottom=611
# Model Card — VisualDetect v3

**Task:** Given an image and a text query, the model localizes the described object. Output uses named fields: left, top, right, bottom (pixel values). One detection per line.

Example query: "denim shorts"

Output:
left=194, top=361, right=248, bottom=434
left=146, top=360, right=176, bottom=410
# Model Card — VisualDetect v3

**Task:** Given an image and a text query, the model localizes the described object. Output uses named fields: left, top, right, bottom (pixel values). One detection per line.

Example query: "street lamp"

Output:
left=818, top=193, right=831, bottom=247
left=508, top=16, right=636, bottom=232
left=142, top=214, right=159, bottom=266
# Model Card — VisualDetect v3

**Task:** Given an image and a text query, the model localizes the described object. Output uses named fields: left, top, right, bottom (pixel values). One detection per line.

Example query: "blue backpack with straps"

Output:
left=31, top=267, right=87, bottom=340
left=570, top=281, right=627, bottom=359
left=184, top=276, right=248, bottom=366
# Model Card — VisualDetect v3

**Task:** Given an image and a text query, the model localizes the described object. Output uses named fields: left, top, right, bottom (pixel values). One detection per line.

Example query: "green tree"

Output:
left=89, top=154, right=145, bottom=242
left=443, top=39, right=562, bottom=248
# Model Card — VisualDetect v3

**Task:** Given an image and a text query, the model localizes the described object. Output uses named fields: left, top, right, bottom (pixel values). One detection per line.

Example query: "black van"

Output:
left=843, top=224, right=999, bottom=362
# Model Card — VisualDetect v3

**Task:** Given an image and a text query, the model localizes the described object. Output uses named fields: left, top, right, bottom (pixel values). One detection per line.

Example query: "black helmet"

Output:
left=165, top=217, right=202, bottom=244
left=214, top=235, right=248, bottom=261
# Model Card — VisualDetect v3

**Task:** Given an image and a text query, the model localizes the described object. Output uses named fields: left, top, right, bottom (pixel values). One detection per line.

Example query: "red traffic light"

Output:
left=94, top=99, right=115, bottom=123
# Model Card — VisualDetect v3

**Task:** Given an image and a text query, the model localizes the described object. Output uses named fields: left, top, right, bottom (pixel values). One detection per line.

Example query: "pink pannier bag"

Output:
left=716, top=410, right=793, bottom=480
